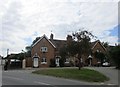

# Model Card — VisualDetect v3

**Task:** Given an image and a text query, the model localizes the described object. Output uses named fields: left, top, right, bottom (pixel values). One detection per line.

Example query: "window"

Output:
left=96, top=49, right=101, bottom=53
left=41, top=47, right=48, bottom=52
left=65, top=58, right=70, bottom=63
left=41, top=58, right=47, bottom=64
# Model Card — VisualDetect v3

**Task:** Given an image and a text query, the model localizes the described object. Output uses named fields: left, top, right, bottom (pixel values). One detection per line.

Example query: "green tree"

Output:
left=68, top=30, right=95, bottom=70
left=32, top=37, right=40, bottom=45
left=102, top=42, right=109, bottom=48
left=110, top=45, right=120, bottom=69
left=94, top=51, right=106, bottom=65
left=67, top=41, right=78, bottom=57
left=25, top=46, right=31, bottom=57
left=60, top=46, right=68, bottom=59
left=25, top=37, right=41, bottom=57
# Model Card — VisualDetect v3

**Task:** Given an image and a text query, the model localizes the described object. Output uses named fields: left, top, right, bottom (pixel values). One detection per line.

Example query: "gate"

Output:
left=9, top=59, right=22, bottom=69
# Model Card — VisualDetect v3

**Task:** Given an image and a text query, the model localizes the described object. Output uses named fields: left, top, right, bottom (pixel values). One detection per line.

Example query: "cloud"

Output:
left=0, top=0, right=118, bottom=57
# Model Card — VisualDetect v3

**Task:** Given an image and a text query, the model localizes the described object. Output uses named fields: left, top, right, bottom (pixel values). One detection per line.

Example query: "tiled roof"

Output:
left=50, top=39, right=67, bottom=51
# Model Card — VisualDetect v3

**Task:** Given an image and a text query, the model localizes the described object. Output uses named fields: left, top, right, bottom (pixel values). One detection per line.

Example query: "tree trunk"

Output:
left=78, top=55, right=81, bottom=70
left=79, top=62, right=81, bottom=70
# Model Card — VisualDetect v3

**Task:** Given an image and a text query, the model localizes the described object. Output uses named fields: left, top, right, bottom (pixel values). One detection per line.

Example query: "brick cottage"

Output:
left=30, top=34, right=107, bottom=68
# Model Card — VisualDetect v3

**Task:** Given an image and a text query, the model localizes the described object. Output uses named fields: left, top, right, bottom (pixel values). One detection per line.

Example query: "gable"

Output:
left=92, top=41, right=107, bottom=53
left=32, top=35, right=56, bottom=48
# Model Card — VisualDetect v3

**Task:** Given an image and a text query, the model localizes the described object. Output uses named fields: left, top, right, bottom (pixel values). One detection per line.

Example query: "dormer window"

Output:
left=41, top=47, right=48, bottom=52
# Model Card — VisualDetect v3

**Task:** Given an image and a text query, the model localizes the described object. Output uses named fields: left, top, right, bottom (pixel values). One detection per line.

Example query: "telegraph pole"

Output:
left=7, top=49, right=9, bottom=56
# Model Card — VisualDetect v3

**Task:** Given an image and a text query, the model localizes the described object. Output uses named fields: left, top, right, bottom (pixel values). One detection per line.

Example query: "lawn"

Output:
left=32, top=68, right=109, bottom=82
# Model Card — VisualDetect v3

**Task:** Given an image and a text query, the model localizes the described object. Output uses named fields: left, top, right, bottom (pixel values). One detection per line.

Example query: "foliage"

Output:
left=25, top=46, right=31, bottom=57
left=71, top=30, right=95, bottom=69
left=59, top=58, right=65, bottom=67
left=11, top=53, right=24, bottom=60
left=109, top=45, right=120, bottom=69
left=59, top=30, right=95, bottom=69
left=32, top=37, right=40, bottom=45
left=59, top=46, right=68, bottom=59
left=49, top=59, right=56, bottom=67
left=102, top=42, right=109, bottom=48
left=72, top=30, right=94, bottom=55
left=67, top=41, right=78, bottom=56
left=94, top=51, right=106, bottom=64
left=25, top=37, right=41, bottom=57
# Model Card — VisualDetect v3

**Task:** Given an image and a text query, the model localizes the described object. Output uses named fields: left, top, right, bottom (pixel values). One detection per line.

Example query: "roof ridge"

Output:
left=32, top=34, right=56, bottom=48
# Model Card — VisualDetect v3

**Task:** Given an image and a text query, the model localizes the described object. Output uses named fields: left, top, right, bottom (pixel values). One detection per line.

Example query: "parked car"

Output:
left=102, top=62, right=110, bottom=67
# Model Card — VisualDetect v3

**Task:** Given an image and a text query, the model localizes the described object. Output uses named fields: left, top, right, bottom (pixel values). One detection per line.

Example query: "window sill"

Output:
left=65, top=62, right=69, bottom=64
left=41, top=62, right=47, bottom=64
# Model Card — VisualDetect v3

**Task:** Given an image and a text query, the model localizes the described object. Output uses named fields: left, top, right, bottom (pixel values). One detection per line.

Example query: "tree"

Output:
left=25, top=37, right=41, bottom=57
left=67, top=41, right=78, bottom=57
left=68, top=30, right=95, bottom=70
left=32, top=37, right=40, bottom=45
left=60, top=46, right=68, bottom=59
left=94, top=51, right=106, bottom=65
left=102, top=42, right=109, bottom=48
left=25, top=46, right=31, bottom=57
left=110, top=45, right=120, bottom=69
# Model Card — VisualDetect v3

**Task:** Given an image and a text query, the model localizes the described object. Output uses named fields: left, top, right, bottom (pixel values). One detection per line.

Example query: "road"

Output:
left=85, top=67, right=119, bottom=85
left=2, top=69, right=96, bottom=85
left=2, top=67, right=119, bottom=87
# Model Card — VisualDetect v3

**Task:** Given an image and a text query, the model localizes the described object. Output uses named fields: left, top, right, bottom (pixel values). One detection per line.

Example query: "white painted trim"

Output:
left=32, top=34, right=56, bottom=48
left=91, top=41, right=99, bottom=50
left=41, top=62, right=47, bottom=64
left=65, top=61, right=69, bottom=64
left=32, top=53, right=40, bottom=59
left=32, top=53, right=40, bottom=67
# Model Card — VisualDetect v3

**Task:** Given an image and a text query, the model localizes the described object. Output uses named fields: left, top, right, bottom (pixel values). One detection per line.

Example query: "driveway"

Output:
left=85, top=67, right=119, bottom=85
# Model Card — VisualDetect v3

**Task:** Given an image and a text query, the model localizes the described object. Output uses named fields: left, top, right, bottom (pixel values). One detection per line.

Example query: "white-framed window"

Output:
left=65, top=58, right=70, bottom=63
left=41, top=58, right=47, bottom=64
left=96, top=49, right=101, bottom=53
left=41, top=47, right=48, bottom=52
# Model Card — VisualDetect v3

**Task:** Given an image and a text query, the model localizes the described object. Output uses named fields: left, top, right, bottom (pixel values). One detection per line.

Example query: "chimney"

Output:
left=67, top=35, right=72, bottom=43
left=50, top=33, right=54, bottom=40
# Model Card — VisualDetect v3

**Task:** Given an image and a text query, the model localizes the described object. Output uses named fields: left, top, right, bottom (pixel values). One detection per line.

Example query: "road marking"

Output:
left=100, top=83, right=104, bottom=85
left=3, top=76, right=23, bottom=81
left=107, top=83, right=116, bottom=85
left=34, top=81, right=51, bottom=85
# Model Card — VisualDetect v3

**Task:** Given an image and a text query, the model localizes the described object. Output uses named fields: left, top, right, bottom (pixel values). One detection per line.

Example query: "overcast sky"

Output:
left=0, top=0, right=119, bottom=57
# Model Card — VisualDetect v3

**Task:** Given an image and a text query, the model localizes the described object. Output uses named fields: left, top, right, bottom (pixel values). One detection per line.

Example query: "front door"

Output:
left=33, top=57, right=39, bottom=68
left=56, top=58, right=59, bottom=67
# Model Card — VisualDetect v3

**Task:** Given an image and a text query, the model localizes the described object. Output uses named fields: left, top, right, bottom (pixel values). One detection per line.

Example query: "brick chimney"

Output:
left=67, top=35, right=72, bottom=44
left=50, top=33, right=54, bottom=40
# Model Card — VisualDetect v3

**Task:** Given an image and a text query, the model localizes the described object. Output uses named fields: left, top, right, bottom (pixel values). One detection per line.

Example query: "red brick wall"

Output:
left=26, top=57, right=32, bottom=67
left=31, top=37, right=55, bottom=67
left=92, top=42, right=106, bottom=65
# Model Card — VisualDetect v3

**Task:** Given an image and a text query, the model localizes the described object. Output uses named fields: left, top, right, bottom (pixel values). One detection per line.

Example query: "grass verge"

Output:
left=32, top=68, right=109, bottom=82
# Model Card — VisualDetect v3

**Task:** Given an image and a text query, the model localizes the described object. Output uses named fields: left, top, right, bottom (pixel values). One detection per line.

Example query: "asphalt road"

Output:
left=85, top=67, right=119, bottom=85
left=2, top=67, right=119, bottom=87
left=2, top=69, right=95, bottom=85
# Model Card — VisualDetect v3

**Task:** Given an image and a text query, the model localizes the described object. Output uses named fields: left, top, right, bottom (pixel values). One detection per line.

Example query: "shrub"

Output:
left=59, top=58, right=65, bottom=67
left=49, top=59, right=56, bottom=67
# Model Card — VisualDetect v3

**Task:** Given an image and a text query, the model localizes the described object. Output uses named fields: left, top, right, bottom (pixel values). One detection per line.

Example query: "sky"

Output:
left=0, top=0, right=119, bottom=57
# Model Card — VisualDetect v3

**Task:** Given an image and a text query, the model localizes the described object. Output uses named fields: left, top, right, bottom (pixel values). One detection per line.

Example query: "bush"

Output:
left=59, top=58, right=65, bottom=67
left=110, top=46, right=120, bottom=69
left=49, top=59, right=56, bottom=67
